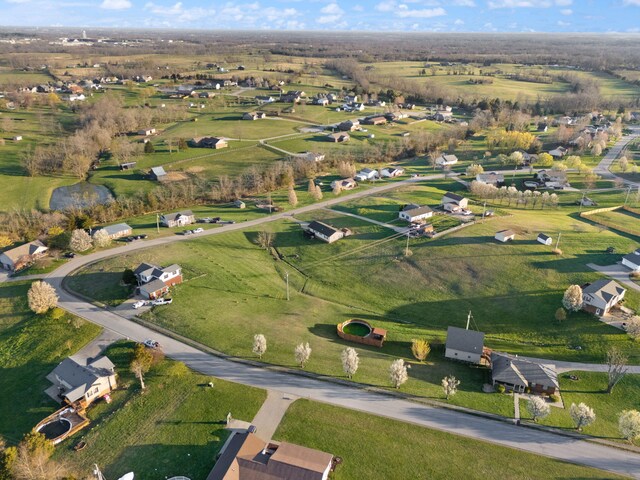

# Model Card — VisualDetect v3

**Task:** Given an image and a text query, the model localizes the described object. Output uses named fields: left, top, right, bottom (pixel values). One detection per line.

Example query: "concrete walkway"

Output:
left=324, top=207, right=408, bottom=234
left=250, top=390, right=298, bottom=441
left=587, top=262, right=640, bottom=293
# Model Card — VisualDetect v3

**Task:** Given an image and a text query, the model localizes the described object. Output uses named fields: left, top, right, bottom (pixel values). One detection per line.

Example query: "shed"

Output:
left=150, top=166, right=167, bottom=181
left=537, top=233, right=552, bottom=246
left=495, top=230, right=516, bottom=243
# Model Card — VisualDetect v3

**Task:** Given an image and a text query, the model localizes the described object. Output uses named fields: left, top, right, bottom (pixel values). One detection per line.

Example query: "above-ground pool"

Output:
left=342, top=320, right=372, bottom=337
left=37, top=418, right=72, bottom=441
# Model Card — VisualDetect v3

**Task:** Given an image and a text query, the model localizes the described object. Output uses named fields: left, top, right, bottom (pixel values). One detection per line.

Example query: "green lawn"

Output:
left=0, top=281, right=101, bottom=444
left=56, top=341, right=266, bottom=480
left=518, top=371, right=640, bottom=442
left=274, top=399, right=626, bottom=480
left=588, top=209, right=640, bottom=237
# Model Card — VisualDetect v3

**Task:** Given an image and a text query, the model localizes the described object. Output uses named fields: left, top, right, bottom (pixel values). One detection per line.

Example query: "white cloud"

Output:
left=352, top=4, right=364, bottom=11
left=454, top=18, right=464, bottom=24
left=395, top=5, right=445, bottom=18
left=100, top=0, right=131, bottom=9
left=375, top=1, right=395, bottom=12
left=451, top=0, right=475, bottom=5
left=623, top=0, right=640, bottom=5
left=557, top=20, right=570, bottom=26
left=488, top=0, right=572, bottom=7
left=317, top=2, right=344, bottom=24
left=6, top=0, right=31, bottom=3
left=560, top=8, right=571, bottom=14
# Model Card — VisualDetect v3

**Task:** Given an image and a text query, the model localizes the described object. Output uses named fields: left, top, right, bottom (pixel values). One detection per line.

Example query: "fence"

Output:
left=579, top=205, right=622, bottom=218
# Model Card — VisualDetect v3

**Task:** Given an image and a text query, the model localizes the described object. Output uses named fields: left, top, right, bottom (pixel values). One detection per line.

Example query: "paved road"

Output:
left=595, top=126, right=640, bottom=187
left=39, top=171, right=640, bottom=478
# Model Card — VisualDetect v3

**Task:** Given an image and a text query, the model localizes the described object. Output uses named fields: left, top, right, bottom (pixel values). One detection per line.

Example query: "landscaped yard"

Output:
left=274, top=399, right=626, bottom=479
left=56, top=341, right=266, bottom=480
left=0, top=281, right=101, bottom=445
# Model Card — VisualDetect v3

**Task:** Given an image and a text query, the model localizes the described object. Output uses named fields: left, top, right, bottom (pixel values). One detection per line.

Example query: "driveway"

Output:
left=587, top=262, right=640, bottom=293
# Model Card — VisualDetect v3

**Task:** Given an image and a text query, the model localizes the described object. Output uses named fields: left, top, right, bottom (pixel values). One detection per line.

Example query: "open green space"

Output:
left=56, top=341, right=266, bottom=480
left=588, top=209, right=640, bottom=237
left=0, top=281, right=100, bottom=444
left=274, top=399, right=626, bottom=480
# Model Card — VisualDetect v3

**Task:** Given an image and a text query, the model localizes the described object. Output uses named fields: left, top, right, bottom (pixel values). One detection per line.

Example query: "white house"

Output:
left=495, top=230, right=516, bottom=243
left=476, top=172, right=504, bottom=186
left=380, top=167, right=404, bottom=178
left=354, top=168, right=379, bottom=182
left=445, top=326, right=485, bottom=364
left=582, top=279, right=626, bottom=316
left=160, top=210, right=195, bottom=227
left=0, top=240, right=48, bottom=271
left=306, top=221, right=345, bottom=244
left=435, top=154, right=459, bottom=166
left=399, top=204, right=433, bottom=223
left=537, top=233, right=553, bottom=246
left=441, top=192, right=469, bottom=212
left=138, top=128, right=156, bottom=136
left=622, top=249, right=640, bottom=272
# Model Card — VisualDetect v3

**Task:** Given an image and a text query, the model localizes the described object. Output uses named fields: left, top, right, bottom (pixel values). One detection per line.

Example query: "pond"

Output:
left=50, top=182, right=114, bottom=211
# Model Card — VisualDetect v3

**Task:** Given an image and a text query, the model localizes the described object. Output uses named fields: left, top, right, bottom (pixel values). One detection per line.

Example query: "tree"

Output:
left=256, top=231, right=273, bottom=249
left=570, top=402, right=596, bottom=431
left=0, top=440, right=16, bottom=480
left=11, top=431, right=70, bottom=480
left=526, top=396, right=550, bottom=422
left=130, top=343, right=153, bottom=390
left=625, top=317, right=640, bottom=340
left=69, top=229, right=92, bottom=252
left=253, top=333, right=267, bottom=359
left=555, top=307, right=567, bottom=323
left=341, top=347, right=359, bottom=379
left=27, top=281, right=58, bottom=314
left=178, top=138, right=188, bottom=151
left=619, top=156, right=629, bottom=173
left=389, top=359, right=408, bottom=389
left=294, top=342, right=311, bottom=368
left=619, top=410, right=640, bottom=443
left=92, top=229, right=111, bottom=248
left=144, top=141, right=155, bottom=154
left=536, top=152, right=554, bottom=168
left=466, top=163, right=484, bottom=177
left=332, top=183, right=342, bottom=196
left=411, top=339, right=431, bottom=362
left=0, top=235, right=11, bottom=249
left=441, top=375, right=460, bottom=400
left=314, top=185, right=323, bottom=201
left=606, top=347, right=628, bottom=394
left=562, top=285, right=583, bottom=312
left=287, top=186, right=298, bottom=207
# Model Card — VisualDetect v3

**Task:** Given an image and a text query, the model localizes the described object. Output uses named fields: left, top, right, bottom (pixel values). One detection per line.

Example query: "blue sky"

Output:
left=2, top=0, right=640, bottom=32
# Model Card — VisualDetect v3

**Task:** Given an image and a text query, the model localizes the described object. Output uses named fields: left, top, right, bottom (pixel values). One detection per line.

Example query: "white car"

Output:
left=143, top=339, right=160, bottom=349
left=133, top=300, right=147, bottom=309
left=193, top=227, right=204, bottom=233
left=152, top=297, right=173, bottom=306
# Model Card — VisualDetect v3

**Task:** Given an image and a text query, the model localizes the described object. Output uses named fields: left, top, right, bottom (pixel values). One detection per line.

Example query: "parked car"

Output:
left=183, top=230, right=193, bottom=235
left=143, top=339, right=160, bottom=349
left=133, top=300, right=147, bottom=309
left=459, top=208, right=473, bottom=216
left=152, top=297, right=173, bottom=306
left=64, top=252, right=76, bottom=258
left=123, top=236, right=134, bottom=242
left=198, top=217, right=212, bottom=223
left=135, top=234, right=148, bottom=240
left=193, top=227, right=204, bottom=233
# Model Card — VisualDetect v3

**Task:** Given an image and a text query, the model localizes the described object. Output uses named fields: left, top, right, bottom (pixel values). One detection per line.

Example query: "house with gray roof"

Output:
left=150, top=166, right=167, bottom=181
left=0, top=240, right=48, bottom=272
left=399, top=204, right=433, bottom=223
left=134, top=262, right=183, bottom=299
left=305, top=221, right=345, bottom=244
left=435, top=154, right=458, bottom=166
left=622, top=249, right=640, bottom=272
left=46, top=355, right=117, bottom=408
left=445, top=326, right=485, bottom=364
left=94, top=223, right=132, bottom=240
left=490, top=352, right=559, bottom=395
left=582, top=279, right=626, bottom=316
left=160, top=210, right=195, bottom=228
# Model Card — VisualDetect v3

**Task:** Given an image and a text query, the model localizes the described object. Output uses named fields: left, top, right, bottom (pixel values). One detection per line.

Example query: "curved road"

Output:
left=595, top=126, right=640, bottom=187
left=39, top=173, right=640, bottom=478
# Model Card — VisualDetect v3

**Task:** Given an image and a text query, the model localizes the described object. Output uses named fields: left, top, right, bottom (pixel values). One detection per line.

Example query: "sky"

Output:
left=2, top=0, right=640, bottom=32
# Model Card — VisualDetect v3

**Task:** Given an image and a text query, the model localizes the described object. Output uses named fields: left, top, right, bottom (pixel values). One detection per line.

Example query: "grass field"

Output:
left=588, top=209, right=640, bottom=237
left=274, top=399, right=626, bottom=480
left=0, top=281, right=101, bottom=445
left=56, top=341, right=266, bottom=480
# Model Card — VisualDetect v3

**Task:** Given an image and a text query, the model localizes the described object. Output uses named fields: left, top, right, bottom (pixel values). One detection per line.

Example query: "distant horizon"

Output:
left=1, top=0, right=640, bottom=34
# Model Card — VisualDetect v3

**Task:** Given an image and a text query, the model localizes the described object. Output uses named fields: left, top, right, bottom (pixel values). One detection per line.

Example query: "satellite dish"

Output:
left=117, top=473, right=134, bottom=480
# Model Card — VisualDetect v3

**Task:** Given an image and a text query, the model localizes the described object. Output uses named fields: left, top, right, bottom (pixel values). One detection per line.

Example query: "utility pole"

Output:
left=624, top=185, right=632, bottom=206
left=156, top=213, right=160, bottom=233
left=405, top=230, right=410, bottom=256
left=466, top=310, right=472, bottom=330
left=481, top=200, right=487, bottom=223
left=285, top=271, right=290, bottom=301
left=555, top=232, right=562, bottom=251
left=578, top=192, right=586, bottom=213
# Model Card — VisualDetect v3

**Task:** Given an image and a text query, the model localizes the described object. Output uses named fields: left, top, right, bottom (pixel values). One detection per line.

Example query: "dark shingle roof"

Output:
left=491, top=352, right=559, bottom=389
left=446, top=326, right=484, bottom=354
left=307, top=221, right=339, bottom=238
left=583, top=279, right=626, bottom=304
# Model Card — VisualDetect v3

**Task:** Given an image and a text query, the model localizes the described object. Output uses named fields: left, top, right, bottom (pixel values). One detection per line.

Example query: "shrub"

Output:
left=47, top=307, right=65, bottom=320
left=122, top=268, right=137, bottom=286
left=549, top=394, right=560, bottom=402
left=496, top=384, right=506, bottom=394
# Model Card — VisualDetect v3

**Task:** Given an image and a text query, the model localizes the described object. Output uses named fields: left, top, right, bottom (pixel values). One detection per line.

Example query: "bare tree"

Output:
left=341, top=347, right=359, bottom=379
left=130, top=359, right=148, bottom=390
left=607, top=347, right=628, bottom=393
left=287, top=186, right=298, bottom=207
left=256, top=231, right=273, bottom=250
left=389, top=359, right=408, bottom=389
left=27, top=281, right=58, bottom=314
left=526, top=396, right=550, bottom=422
left=11, top=431, right=70, bottom=480
left=294, top=342, right=312, bottom=368
left=441, top=375, right=460, bottom=400
left=562, top=285, right=583, bottom=312
left=570, top=402, right=596, bottom=431
left=253, top=333, right=267, bottom=359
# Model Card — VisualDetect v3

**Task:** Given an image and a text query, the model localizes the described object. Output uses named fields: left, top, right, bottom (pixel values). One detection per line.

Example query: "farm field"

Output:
left=0, top=281, right=101, bottom=444
left=56, top=341, right=266, bottom=480
left=274, top=399, right=626, bottom=480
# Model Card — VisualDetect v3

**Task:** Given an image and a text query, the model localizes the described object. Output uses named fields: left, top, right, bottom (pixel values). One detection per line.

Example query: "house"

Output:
left=0, top=240, right=48, bottom=272
left=160, top=210, right=195, bottom=228
left=344, top=94, right=358, bottom=104
left=314, top=97, right=329, bottom=106
left=330, top=178, right=357, bottom=190
left=134, top=263, right=183, bottom=299
left=380, top=167, right=404, bottom=178
left=13, top=135, right=22, bottom=141
left=399, top=204, right=433, bottom=223
left=537, top=122, right=549, bottom=132
left=150, top=166, right=167, bottom=181
left=354, top=168, right=379, bottom=182
left=490, top=352, right=559, bottom=395
left=434, top=111, right=453, bottom=122
left=549, top=146, right=568, bottom=159
left=46, top=355, right=117, bottom=408
left=300, top=152, right=326, bottom=162
left=190, top=136, right=228, bottom=149
left=495, top=230, right=516, bottom=243
left=535, top=170, right=568, bottom=186
left=445, top=326, right=485, bottom=364
left=327, top=132, right=350, bottom=143
left=622, top=249, right=640, bottom=272
left=94, top=223, right=132, bottom=240
left=233, top=199, right=246, bottom=209
left=306, top=221, right=345, bottom=244
left=582, top=279, right=626, bottom=316
left=120, top=161, right=136, bottom=170
left=255, top=95, right=275, bottom=104
left=337, top=119, right=360, bottom=132
left=138, top=128, right=156, bottom=136
left=441, top=192, right=469, bottom=211
left=476, top=172, right=504, bottom=186
left=206, top=432, right=333, bottom=480
left=199, top=92, right=216, bottom=98
left=537, top=233, right=553, bottom=246
left=362, top=116, right=387, bottom=125
left=242, top=111, right=266, bottom=121
left=435, top=154, right=459, bottom=167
